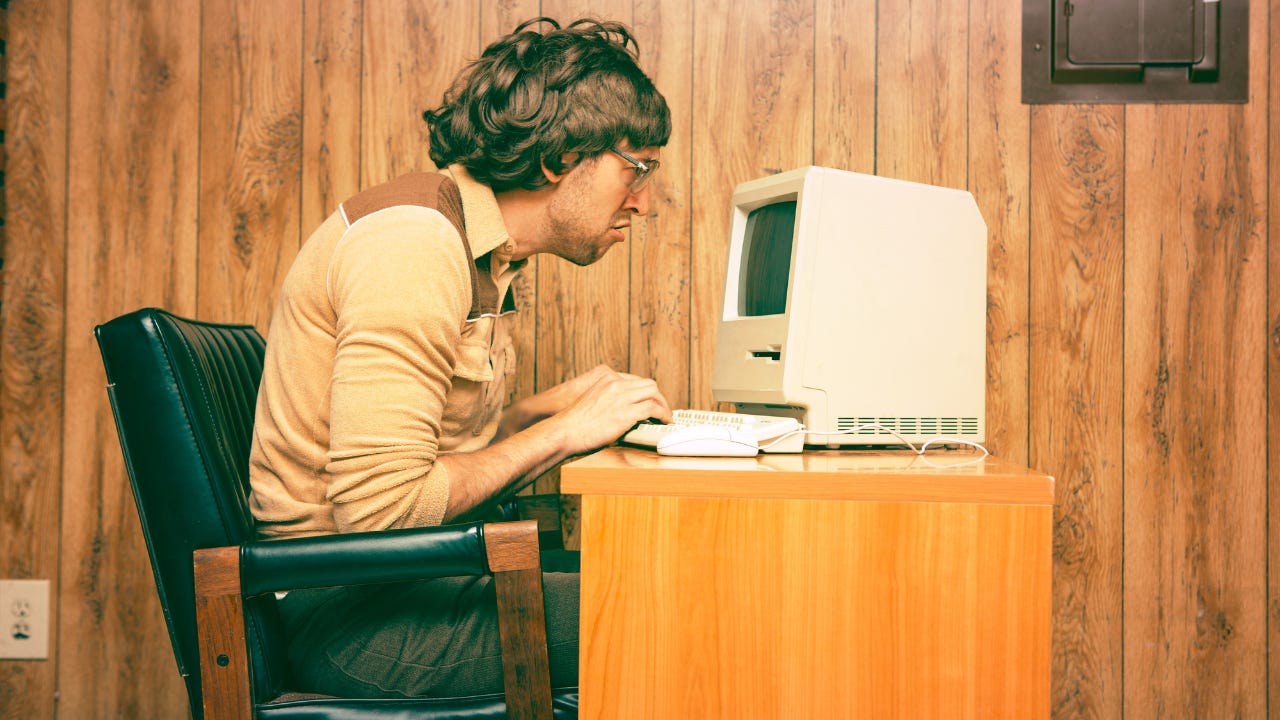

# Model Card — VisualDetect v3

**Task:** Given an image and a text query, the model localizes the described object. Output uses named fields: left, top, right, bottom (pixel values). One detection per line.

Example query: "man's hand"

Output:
left=550, top=367, right=673, bottom=455
left=497, top=364, right=670, bottom=440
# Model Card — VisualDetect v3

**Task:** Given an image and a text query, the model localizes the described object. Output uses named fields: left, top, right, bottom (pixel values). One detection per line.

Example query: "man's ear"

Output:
left=542, top=152, right=582, bottom=185
left=541, top=164, right=565, bottom=185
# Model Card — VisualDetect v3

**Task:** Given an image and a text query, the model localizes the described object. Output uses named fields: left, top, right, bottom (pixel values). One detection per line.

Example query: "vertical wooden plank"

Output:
left=199, top=0, right=304, bottom=329
left=1124, top=99, right=1267, bottom=720
left=689, top=0, right=813, bottom=409
left=1029, top=104, right=1124, bottom=720
left=876, top=0, right=967, bottom=188
left=301, top=0, right=363, bottom=235
left=60, top=1, right=201, bottom=717
left=1268, top=0, right=1280, bottom=714
left=969, top=0, right=1031, bottom=466
left=480, top=2, right=541, bottom=415
left=814, top=0, right=875, bottom=174
left=0, top=1, right=67, bottom=717
left=534, top=2, right=633, bottom=393
left=361, top=0, right=476, bottom=186
left=0, top=6, right=8, bottom=263
left=632, top=0, right=693, bottom=411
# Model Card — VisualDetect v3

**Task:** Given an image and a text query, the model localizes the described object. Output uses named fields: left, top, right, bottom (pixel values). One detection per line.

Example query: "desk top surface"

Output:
left=561, top=446, right=1054, bottom=505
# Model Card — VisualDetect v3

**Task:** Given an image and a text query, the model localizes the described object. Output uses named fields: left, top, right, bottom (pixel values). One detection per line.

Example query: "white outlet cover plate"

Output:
left=0, top=579, right=51, bottom=660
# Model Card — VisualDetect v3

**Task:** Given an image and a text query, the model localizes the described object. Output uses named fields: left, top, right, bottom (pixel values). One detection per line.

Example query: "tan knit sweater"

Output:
left=248, top=166, right=522, bottom=539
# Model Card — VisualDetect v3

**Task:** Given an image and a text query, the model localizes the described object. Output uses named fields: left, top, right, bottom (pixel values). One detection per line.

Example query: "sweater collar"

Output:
left=444, top=164, right=514, bottom=261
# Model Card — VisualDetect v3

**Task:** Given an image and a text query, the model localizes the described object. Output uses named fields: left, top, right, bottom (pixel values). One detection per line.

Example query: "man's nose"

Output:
left=623, top=185, right=651, bottom=216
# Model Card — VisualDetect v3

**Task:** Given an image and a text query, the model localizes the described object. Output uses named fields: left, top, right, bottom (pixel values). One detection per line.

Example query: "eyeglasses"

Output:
left=609, top=146, right=661, bottom=193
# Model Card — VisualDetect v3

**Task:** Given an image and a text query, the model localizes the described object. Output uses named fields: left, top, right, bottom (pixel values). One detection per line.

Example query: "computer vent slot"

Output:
left=838, top=416, right=983, bottom=436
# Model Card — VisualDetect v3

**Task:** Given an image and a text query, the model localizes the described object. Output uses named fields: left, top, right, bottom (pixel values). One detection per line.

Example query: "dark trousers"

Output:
left=278, top=551, right=580, bottom=697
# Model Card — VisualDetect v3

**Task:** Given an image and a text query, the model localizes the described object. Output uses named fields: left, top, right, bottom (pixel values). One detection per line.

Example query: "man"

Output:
left=247, top=17, right=672, bottom=698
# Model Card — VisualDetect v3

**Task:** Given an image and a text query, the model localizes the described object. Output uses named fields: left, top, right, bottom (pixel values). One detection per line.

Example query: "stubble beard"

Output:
left=543, top=166, right=616, bottom=267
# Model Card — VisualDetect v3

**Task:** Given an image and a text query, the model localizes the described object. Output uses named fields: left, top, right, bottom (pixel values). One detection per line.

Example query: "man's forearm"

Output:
left=493, top=395, right=553, bottom=443
left=438, top=367, right=671, bottom=522
left=435, top=415, right=576, bottom=522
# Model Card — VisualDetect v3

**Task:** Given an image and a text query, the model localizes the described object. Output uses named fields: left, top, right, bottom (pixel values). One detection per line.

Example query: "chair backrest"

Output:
left=95, top=308, right=272, bottom=718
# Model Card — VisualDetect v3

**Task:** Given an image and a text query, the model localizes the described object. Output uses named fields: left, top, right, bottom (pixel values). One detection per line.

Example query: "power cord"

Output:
left=758, top=421, right=990, bottom=466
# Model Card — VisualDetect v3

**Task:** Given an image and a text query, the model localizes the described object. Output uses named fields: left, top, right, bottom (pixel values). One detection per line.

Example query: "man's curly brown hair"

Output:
left=424, top=17, right=671, bottom=192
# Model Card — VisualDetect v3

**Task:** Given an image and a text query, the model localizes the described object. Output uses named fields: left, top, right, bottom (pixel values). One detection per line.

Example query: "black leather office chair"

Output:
left=95, top=308, right=577, bottom=719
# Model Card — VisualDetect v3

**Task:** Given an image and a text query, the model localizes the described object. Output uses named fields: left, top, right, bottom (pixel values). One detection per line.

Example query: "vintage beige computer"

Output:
left=711, top=166, right=987, bottom=447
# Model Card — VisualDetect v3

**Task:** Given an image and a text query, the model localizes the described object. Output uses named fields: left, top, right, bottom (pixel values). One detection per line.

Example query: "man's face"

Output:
left=542, top=144, right=659, bottom=266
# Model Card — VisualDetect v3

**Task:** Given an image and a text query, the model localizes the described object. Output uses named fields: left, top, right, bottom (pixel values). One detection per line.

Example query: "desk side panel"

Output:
left=577, top=495, right=1052, bottom=720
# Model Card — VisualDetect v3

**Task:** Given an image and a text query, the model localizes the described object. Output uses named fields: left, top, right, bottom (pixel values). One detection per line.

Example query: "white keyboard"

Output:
left=621, top=409, right=806, bottom=454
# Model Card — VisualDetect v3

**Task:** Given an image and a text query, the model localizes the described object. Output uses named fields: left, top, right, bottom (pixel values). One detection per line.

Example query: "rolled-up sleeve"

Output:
left=323, top=206, right=471, bottom=532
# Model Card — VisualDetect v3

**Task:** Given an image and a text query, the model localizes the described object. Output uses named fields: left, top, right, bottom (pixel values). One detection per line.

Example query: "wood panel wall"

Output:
left=0, top=1, right=1274, bottom=717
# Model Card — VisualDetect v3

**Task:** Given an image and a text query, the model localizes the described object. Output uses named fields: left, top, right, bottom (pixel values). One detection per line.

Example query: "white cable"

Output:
left=757, top=433, right=803, bottom=451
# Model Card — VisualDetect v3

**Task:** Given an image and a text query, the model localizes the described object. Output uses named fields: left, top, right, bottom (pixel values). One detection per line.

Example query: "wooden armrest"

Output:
left=484, top=520, right=554, bottom=720
left=193, top=547, right=252, bottom=720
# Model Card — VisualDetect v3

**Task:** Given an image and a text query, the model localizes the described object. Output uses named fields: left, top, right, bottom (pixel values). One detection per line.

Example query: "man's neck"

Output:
left=494, top=186, right=555, bottom=261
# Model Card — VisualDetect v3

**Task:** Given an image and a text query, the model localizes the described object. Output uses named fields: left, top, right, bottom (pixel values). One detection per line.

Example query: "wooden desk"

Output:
left=561, top=447, right=1054, bottom=720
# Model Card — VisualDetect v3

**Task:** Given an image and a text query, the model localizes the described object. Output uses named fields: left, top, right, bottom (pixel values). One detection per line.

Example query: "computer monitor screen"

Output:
left=740, top=201, right=796, bottom=317
left=711, top=166, right=988, bottom=446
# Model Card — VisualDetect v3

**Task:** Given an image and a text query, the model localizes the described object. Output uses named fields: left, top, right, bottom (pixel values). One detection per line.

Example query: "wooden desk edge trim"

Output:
left=562, top=468, right=1055, bottom=506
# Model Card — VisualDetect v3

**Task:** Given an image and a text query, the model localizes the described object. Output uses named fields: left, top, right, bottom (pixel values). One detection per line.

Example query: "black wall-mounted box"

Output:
left=1023, top=0, right=1248, bottom=104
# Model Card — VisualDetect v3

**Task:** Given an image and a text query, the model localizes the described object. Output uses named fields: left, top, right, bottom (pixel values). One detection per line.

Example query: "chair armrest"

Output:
left=193, top=519, right=553, bottom=720
left=239, top=521, right=489, bottom=597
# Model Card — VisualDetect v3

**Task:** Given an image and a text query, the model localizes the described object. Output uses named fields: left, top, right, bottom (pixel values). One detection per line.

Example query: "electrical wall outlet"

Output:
left=0, top=579, right=50, bottom=660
